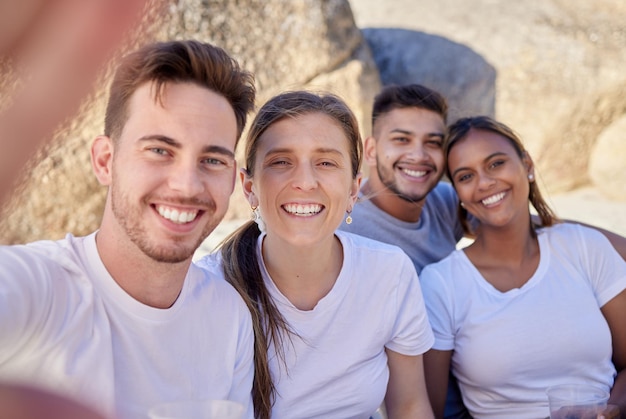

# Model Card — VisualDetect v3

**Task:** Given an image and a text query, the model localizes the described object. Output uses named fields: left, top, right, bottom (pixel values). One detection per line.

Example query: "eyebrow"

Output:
left=137, top=135, right=235, bottom=159
left=264, top=146, right=344, bottom=157
left=389, top=128, right=444, bottom=138
left=450, top=151, right=507, bottom=178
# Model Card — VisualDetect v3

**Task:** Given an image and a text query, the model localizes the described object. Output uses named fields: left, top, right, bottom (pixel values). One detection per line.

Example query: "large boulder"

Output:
left=362, top=28, right=496, bottom=124
left=588, top=113, right=626, bottom=201
left=0, top=0, right=381, bottom=244
left=350, top=0, right=626, bottom=197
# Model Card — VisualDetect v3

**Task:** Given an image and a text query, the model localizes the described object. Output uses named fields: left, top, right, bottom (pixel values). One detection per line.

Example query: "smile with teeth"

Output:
left=402, top=168, right=427, bottom=178
left=156, top=205, right=199, bottom=224
left=481, top=192, right=506, bottom=206
left=283, top=203, right=322, bottom=217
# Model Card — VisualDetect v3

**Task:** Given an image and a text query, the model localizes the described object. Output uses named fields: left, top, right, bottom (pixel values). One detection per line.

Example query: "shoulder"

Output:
left=0, top=234, right=86, bottom=277
left=337, top=230, right=410, bottom=259
left=423, top=182, right=460, bottom=221
left=192, top=254, right=250, bottom=312
left=420, top=249, right=465, bottom=283
left=194, top=251, right=222, bottom=275
left=539, top=222, right=606, bottom=246
left=337, top=231, right=417, bottom=287
left=427, top=182, right=458, bottom=204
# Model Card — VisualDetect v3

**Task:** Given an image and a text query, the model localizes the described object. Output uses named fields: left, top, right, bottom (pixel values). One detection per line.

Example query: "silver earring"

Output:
left=460, top=202, right=466, bottom=208
left=251, top=206, right=266, bottom=232
left=345, top=211, right=353, bottom=225
left=528, top=174, right=534, bottom=182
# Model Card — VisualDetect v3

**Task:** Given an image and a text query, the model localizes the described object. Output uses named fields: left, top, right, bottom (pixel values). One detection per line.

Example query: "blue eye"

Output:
left=203, top=158, right=225, bottom=166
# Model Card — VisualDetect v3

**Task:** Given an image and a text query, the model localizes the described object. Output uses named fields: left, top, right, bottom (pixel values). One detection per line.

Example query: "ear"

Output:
left=364, top=136, right=378, bottom=167
left=91, top=135, right=113, bottom=186
left=348, top=172, right=363, bottom=210
left=522, top=151, right=535, bottom=179
left=240, top=167, right=258, bottom=206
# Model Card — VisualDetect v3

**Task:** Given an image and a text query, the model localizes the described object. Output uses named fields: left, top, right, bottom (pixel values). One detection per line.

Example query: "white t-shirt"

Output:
left=252, top=230, right=433, bottom=418
left=0, top=233, right=254, bottom=419
left=420, top=223, right=626, bottom=419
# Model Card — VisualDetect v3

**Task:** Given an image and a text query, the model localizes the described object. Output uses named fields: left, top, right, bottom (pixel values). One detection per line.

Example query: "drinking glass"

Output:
left=547, top=383, right=609, bottom=419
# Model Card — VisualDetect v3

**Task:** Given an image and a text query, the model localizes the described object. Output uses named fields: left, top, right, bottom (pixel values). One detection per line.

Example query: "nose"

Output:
left=168, top=161, right=205, bottom=196
left=291, top=163, right=318, bottom=191
left=406, top=144, right=426, bottom=161
left=477, top=171, right=496, bottom=190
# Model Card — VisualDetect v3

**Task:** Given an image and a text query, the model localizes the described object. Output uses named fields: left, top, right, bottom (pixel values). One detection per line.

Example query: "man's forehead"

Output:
left=374, top=106, right=445, bottom=134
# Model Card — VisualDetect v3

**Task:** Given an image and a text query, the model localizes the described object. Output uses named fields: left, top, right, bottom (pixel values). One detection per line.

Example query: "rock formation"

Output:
left=0, top=0, right=380, bottom=244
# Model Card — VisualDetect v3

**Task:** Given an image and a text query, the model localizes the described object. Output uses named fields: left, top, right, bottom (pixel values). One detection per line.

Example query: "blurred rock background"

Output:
left=1, top=0, right=625, bottom=245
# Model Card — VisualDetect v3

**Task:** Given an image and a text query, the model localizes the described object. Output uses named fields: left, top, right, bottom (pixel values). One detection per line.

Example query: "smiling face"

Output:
left=447, top=128, right=534, bottom=229
left=365, top=106, right=445, bottom=218
left=94, top=81, right=238, bottom=263
left=243, top=112, right=360, bottom=248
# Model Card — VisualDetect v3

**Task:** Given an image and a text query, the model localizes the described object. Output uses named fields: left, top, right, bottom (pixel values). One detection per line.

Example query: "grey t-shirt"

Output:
left=339, top=181, right=464, bottom=274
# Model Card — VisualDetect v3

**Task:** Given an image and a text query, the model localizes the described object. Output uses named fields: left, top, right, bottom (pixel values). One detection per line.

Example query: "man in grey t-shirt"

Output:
left=340, top=84, right=462, bottom=275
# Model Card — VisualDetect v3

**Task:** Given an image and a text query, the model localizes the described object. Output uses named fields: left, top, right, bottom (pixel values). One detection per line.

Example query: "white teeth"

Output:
left=156, top=205, right=199, bottom=224
left=482, top=192, right=506, bottom=206
left=283, top=203, right=322, bottom=216
left=402, top=168, right=427, bottom=178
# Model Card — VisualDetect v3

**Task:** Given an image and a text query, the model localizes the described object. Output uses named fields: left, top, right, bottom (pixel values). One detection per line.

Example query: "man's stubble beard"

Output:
left=110, top=182, right=220, bottom=264
left=375, top=161, right=432, bottom=204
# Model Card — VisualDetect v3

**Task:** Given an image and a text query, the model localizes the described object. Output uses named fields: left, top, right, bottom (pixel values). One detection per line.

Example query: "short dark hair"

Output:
left=104, top=40, right=256, bottom=144
left=372, top=84, right=448, bottom=127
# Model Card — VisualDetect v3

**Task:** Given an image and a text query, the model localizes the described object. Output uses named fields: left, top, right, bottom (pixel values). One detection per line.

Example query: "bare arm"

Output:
left=423, top=349, right=453, bottom=419
left=385, top=349, right=435, bottom=419
left=0, top=0, right=157, bottom=205
left=599, top=289, right=626, bottom=418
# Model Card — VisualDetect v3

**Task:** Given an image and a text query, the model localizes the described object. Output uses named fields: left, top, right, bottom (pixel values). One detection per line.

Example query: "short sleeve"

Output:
left=385, top=254, right=434, bottom=356
left=419, top=263, right=456, bottom=351
left=573, top=225, right=626, bottom=307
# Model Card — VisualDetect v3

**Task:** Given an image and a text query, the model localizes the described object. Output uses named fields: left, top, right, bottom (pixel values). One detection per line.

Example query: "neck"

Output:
left=362, top=179, right=425, bottom=223
left=261, top=234, right=343, bottom=311
left=95, top=229, right=190, bottom=309
left=468, top=216, right=537, bottom=264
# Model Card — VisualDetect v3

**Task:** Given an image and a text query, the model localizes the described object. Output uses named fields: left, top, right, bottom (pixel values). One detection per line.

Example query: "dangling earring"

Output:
left=345, top=210, right=353, bottom=225
left=251, top=206, right=266, bottom=232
